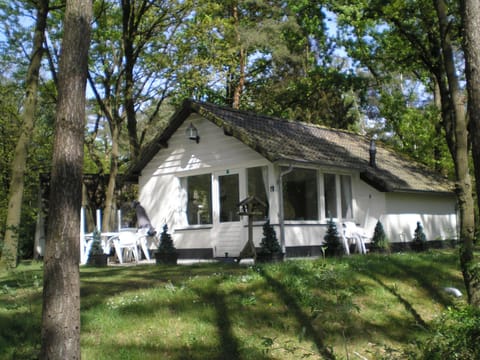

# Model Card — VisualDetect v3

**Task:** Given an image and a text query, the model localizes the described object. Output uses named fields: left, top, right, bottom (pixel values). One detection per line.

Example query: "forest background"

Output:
left=0, top=0, right=479, bottom=300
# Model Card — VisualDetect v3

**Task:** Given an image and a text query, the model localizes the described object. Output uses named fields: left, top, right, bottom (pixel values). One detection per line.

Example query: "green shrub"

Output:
left=258, top=220, right=281, bottom=255
left=157, top=224, right=176, bottom=254
left=370, top=220, right=390, bottom=253
left=323, top=218, right=343, bottom=256
left=89, top=228, right=104, bottom=256
left=412, top=221, right=427, bottom=251
left=415, top=305, right=480, bottom=359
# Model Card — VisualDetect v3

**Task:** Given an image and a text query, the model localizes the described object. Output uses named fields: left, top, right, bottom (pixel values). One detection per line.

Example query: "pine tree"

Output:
left=158, top=224, right=176, bottom=254
left=259, top=220, right=281, bottom=255
left=371, top=220, right=390, bottom=253
left=412, top=221, right=427, bottom=251
left=88, top=228, right=104, bottom=257
left=324, top=218, right=343, bottom=256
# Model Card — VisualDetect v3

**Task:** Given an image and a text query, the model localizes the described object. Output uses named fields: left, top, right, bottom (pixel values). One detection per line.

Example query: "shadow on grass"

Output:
left=0, top=264, right=44, bottom=359
left=82, top=340, right=260, bottom=360
left=1, top=252, right=465, bottom=359
left=80, top=263, right=273, bottom=360
left=79, top=263, right=245, bottom=311
left=0, top=311, right=41, bottom=360
left=387, top=255, right=462, bottom=308
left=193, top=277, right=241, bottom=360
left=258, top=266, right=336, bottom=360
left=350, top=251, right=464, bottom=336
left=366, top=273, right=428, bottom=329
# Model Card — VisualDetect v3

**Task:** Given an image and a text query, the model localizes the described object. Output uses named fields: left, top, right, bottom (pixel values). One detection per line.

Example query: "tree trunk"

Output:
left=122, top=0, right=140, bottom=159
left=432, top=81, right=445, bottom=173
left=0, top=0, right=49, bottom=269
left=40, top=0, right=92, bottom=358
left=461, top=0, right=480, bottom=307
left=232, top=47, right=246, bottom=110
left=102, top=120, right=120, bottom=232
left=231, top=3, right=245, bottom=110
left=435, top=0, right=478, bottom=306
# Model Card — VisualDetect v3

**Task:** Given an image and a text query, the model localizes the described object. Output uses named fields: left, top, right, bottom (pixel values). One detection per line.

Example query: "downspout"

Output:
left=278, top=164, right=293, bottom=254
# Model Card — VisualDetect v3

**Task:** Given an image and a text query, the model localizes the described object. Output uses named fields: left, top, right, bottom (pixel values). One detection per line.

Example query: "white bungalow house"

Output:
left=127, top=99, right=458, bottom=259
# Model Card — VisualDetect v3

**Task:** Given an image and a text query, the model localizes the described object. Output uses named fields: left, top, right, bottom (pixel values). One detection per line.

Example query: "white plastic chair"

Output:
left=111, top=231, right=139, bottom=264
left=342, top=222, right=368, bottom=254
left=136, top=228, right=151, bottom=261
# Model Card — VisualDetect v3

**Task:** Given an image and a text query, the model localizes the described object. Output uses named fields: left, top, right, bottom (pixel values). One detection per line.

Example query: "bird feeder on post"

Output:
left=238, top=195, right=267, bottom=261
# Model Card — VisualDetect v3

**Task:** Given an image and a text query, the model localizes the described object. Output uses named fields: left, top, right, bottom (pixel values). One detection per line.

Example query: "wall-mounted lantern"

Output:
left=186, top=123, right=200, bottom=143
left=369, top=138, right=376, bottom=168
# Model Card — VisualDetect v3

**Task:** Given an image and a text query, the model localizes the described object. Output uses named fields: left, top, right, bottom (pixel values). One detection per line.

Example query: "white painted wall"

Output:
left=273, top=183, right=457, bottom=249
left=139, top=114, right=270, bottom=254
left=141, top=114, right=267, bottom=178
left=381, top=192, right=458, bottom=242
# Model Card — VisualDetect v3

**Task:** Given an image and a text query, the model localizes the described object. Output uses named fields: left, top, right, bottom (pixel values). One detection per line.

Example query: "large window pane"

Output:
left=324, top=173, right=337, bottom=218
left=186, top=174, right=212, bottom=225
left=283, top=168, right=318, bottom=220
left=324, top=173, right=353, bottom=220
left=340, top=175, right=353, bottom=219
left=247, top=166, right=268, bottom=221
left=219, top=173, right=240, bottom=222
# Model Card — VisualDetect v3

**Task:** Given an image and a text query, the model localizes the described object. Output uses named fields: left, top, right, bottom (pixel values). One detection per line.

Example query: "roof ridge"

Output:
left=191, top=99, right=366, bottom=139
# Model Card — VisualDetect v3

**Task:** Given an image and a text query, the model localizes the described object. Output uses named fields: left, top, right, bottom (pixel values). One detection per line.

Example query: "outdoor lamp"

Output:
left=186, top=123, right=200, bottom=143
left=369, top=138, right=377, bottom=168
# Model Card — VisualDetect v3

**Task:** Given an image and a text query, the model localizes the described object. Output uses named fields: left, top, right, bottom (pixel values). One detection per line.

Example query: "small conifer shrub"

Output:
left=258, top=220, right=282, bottom=255
left=89, top=228, right=104, bottom=256
left=88, top=228, right=107, bottom=266
left=411, top=221, right=427, bottom=251
left=371, top=220, right=390, bottom=253
left=323, top=218, right=343, bottom=256
left=157, top=224, right=176, bottom=254
left=155, top=224, right=178, bottom=265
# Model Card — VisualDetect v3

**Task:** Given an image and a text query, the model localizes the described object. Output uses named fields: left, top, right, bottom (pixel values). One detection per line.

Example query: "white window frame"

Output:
left=246, top=165, right=270, bottom=222
left=320, top=171, right=354, bottom=222
left=212, top=169, right=245, bottom=225
left=179, top=172, right=214, bottom=228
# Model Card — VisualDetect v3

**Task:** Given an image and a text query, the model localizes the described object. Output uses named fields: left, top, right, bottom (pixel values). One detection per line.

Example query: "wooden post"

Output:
left=238, top=195, right=266, bottom=260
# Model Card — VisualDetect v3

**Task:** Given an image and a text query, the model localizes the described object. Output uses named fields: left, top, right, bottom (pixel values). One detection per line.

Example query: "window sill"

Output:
left=283, top=219, right=357, bottom=226
left=284, top=221, right=325, bottom=226
left=174, top=225, right=213, bottom=232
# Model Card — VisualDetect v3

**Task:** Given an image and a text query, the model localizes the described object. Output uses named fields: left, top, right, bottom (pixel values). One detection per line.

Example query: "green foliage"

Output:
left=323, top=218, right=343, bottom=256
left=412, top=221, right=427, bottom=252
left=414, top=305, right=480, bottom=360
left=378, top=89, right=451, bottom=173
left=249, top=66, right=366, bottom=130
left=371, top=220, right=390, bottom=253
left=329, top=0, right=455, bottom=176
left=258, top=220, right=281, bottom=255
left=88, top=228, right=104, bottom=257
left=0, top=77, right=54, bottom=261
left=157, top=224, right=176, bottom=254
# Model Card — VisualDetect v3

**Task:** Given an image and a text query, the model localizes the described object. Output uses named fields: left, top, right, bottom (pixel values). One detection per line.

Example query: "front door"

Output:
left=213, top=170, right=246, bottom=257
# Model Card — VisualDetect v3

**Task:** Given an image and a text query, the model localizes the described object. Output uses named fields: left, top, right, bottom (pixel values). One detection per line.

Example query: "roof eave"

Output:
left=126, top=99, right=195, bottom=178
left=191, top=102, right=279, bottom=163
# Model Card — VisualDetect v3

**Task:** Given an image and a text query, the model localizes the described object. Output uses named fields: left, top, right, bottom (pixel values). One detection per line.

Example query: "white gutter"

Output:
left=278, top=164, right=293, bottom=254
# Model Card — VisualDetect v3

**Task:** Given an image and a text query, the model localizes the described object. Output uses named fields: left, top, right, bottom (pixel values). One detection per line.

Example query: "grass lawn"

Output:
left=0, top=250, right=466, bottom=359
